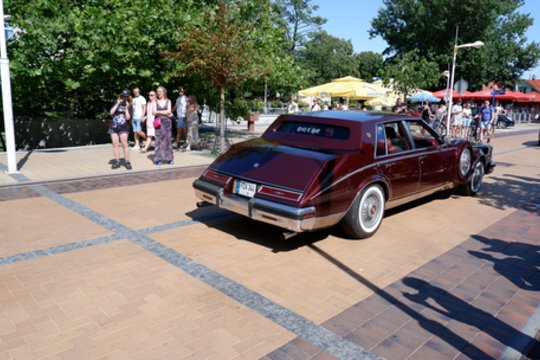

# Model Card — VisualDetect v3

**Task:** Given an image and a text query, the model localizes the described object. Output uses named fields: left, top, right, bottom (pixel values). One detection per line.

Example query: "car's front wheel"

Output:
left=342, top=184, right=385, bottom=239
left=497, top=120, right=507, bottom=129
left=460, top=160, right=484, bottom=196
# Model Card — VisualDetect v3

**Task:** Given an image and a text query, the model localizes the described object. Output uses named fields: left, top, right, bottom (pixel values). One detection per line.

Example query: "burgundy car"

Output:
left=193, top=111, right=495, bottom=239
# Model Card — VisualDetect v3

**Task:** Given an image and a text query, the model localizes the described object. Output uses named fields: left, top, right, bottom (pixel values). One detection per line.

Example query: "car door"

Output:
left=403, top=120, right=454, bottom=191
left=375, top=122, right=420, bottom=199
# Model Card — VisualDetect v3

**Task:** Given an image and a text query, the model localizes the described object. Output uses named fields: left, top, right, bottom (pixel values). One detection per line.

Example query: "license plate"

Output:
left=236, top=180, right=257, bottom=198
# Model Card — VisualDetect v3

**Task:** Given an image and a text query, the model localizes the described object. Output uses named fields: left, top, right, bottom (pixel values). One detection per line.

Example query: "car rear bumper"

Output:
left=193, top=179, right=323, bottom=233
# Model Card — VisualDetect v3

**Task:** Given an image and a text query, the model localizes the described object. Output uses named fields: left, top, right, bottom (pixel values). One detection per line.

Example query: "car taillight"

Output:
left=258, top=185, right=302, bottom=202
left=202, top=169, right=231, bottom=186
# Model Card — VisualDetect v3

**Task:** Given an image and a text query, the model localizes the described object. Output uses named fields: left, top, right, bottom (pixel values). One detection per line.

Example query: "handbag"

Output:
left=153, top=117, right=161, bottom=129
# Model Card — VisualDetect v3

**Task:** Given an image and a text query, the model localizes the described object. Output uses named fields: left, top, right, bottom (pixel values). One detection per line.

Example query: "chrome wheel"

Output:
left=459, top=148, right=472, bottom=177
left=470, top=161, right=484, bottom=193
left=358, top=185, right=385, bottom=233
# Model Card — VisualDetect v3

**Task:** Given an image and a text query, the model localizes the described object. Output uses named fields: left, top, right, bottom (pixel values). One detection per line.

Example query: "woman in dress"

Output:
left=183, top=95, right=201, bottom=151
left=108, top=89, right=132, bottom=170
left=152, top=86, right=174, bottom=165
left=141, top=90, right=156, bottom=153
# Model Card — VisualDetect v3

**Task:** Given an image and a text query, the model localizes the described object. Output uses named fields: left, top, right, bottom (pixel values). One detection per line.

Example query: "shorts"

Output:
left=176, top=116, right=186, bottom=129
left=453, top=118, right=463, bottom=127
left=462, top=118, right=472, bottom=127
left=108, top=120, right=130, bottom=135
left=480, top=121, right=491, bottom=130
left=132, top=118, right=142, bottom=132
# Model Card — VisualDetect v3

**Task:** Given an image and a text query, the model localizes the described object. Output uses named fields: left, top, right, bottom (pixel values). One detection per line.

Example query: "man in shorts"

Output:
left=131, top=87, right=147, bottom=150
left=479, top=100, right=494, bottom=143
left=173, top=87, right=188, bottom=148
left=451, top=100, right=463, bottom=138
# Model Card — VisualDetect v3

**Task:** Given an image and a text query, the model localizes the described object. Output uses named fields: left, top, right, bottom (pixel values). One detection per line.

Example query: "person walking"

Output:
left=172, top=87, right=188, bottom=149
left=141, top=90, right=156, bottom=153
left=108, top=89, right=132, bottom=170
left=183, top=95, right=201, bottom=152
left=153, top=86, right=174, bottom=165
left=131, top=87, right=147, bottom=151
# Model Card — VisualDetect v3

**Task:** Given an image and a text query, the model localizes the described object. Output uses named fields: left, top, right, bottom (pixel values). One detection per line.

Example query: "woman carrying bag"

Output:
left=152, top=86, right=174, bottom=165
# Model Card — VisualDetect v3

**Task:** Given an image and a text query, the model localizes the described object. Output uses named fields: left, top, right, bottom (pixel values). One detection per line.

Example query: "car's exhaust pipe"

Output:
left=196, top=201, right=212, bottom=208
left=280, top=231, right=298, bottom=240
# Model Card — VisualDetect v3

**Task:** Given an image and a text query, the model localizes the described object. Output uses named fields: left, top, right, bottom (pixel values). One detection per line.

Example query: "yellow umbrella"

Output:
left=298, top=76, right=387, bottom=99
left=365, top=95, right=399, bottom=107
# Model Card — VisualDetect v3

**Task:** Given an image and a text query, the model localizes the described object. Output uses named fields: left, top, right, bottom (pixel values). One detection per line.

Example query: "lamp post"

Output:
left=446, top=27, right=484, bottom=135
left=0, top=0, right=17, bottom=173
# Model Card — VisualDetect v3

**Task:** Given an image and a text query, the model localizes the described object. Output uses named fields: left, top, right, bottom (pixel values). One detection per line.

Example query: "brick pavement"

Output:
left=0, top=131, right=538, bottom=359
left=264, top=209, right=540, bottom=359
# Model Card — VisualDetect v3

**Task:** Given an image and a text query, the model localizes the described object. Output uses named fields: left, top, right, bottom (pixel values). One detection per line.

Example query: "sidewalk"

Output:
left=0, top=122, right=272, bottom=186
left=1, top=121, right=538, bottom=186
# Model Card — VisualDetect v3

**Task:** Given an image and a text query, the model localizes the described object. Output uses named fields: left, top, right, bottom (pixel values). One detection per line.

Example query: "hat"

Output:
left=120, top=89, right=131, bottom=97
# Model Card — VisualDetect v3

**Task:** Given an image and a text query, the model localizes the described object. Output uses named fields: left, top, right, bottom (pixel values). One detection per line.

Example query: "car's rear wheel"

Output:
left=460, top=160, right=484, bottom=196
left=342, top=184, right=385, bottom=239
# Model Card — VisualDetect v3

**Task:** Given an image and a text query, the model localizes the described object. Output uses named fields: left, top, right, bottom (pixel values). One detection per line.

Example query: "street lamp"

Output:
left=446, top=28, right=484, bottom=135
left=0, top=1, right=17, bottom=173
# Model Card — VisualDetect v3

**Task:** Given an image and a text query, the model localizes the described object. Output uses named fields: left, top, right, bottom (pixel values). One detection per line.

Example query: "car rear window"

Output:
left=276, top=121, right=350, bottom=140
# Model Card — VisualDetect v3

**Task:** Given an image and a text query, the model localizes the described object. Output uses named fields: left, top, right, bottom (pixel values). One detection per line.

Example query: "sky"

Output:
left=314, top=0, right=540, bottom=79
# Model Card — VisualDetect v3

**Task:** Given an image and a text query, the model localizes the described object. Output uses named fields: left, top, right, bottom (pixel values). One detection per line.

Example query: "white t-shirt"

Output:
left=176, top=95, right=188, bottom=118
left=132, top=95, right=146, bottom=119
left=287, top=102, right=299, bottom=114
left=462, top=108, right=472, bottom=119
left=452, top=104, right=462, bottom=121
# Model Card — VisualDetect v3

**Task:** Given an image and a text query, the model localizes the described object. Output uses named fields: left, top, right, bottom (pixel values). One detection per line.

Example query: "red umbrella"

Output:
left=526, top=92, right=540, bottom=103
left=504, top=90, right=531, bottom=102
left=466, top=89, right=536, bottom=102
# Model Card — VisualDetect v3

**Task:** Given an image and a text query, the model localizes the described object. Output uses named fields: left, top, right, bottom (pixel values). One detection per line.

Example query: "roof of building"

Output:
left=525, top=79, right=540, bottom=92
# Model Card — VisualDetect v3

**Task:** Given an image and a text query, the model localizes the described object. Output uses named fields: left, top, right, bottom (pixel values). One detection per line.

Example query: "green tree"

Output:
left=272, top=0, right=326, bottom=53
left=7, top=0, right=194, bottom=118
left=383, top=50, right=440, bottom=99
left=297, top=31, right=360, bottom=84
left=356, top=51, right=384, bottom=81
left=370, top=0, right=540, bottom=87
left=164, top=0, right=274, bottom=152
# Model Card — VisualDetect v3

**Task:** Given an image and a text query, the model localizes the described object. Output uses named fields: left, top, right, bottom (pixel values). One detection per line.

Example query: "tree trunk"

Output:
left=220, top=87, right=226, bottom=153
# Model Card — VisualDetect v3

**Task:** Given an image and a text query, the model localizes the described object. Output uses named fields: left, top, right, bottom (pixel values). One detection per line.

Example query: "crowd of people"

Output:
left=393, top=98, right=504, bottom=143
left=108, top=86, right=201, bottom=170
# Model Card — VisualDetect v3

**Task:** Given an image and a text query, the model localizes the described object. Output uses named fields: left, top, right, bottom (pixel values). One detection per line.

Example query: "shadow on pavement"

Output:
left=308, top=244, right=539, bottom=358
left=479, top=174, right=540, bottom=215
left=308, top=245, right=495, bottom=358
left=17, top=149, right=34, bottom=170
left=402, top=277, right=539, bottom=356
left=186, top=206, right=330, bottom=252
left=469, top=234, right=540, bottom=291
left=521, top=140, right=540, bottom=147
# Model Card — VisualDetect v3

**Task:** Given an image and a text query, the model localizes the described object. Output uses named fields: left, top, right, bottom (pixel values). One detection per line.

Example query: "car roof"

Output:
left=287, top=110, right=407, bottom=123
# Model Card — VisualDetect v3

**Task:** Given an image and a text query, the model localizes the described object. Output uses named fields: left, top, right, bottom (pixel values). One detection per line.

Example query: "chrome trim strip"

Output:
left=310, top=147, right=456, bottom=201
left=310, top=163, right=377, bottom=200
left=194, top=180, right=337, bottom=234
left=252, top=198, right=315, bottom=220
left=385, top=182, right=455, bottom=209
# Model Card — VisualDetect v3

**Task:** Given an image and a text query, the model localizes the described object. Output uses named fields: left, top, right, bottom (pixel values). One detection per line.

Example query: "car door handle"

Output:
left=384, top=162, right=395, bottom=168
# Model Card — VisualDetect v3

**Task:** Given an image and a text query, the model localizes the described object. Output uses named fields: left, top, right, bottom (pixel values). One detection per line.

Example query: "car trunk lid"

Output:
left=211, top=139, right=335, bottom=191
